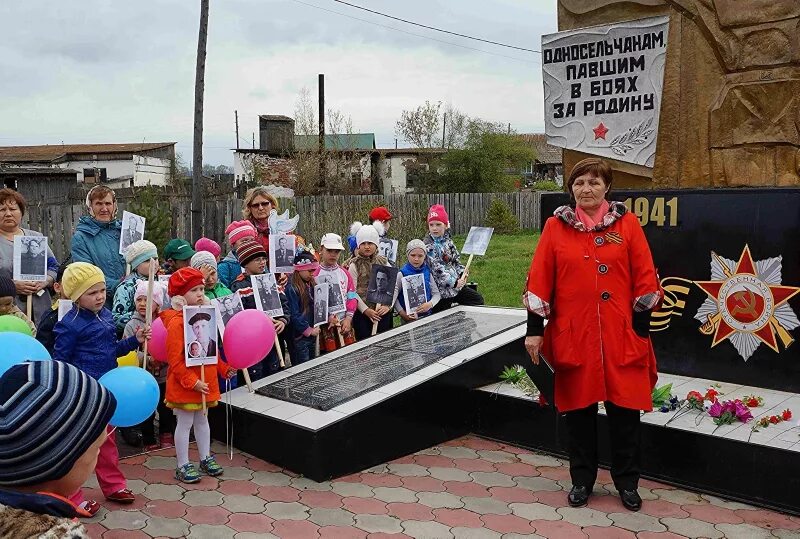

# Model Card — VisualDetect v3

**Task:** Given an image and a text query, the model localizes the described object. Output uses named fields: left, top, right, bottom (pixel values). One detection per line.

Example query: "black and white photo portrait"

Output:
left=461, top=226, right=494, bottom=256
left=13, top=235, right=48, bottom=282
left=212, top=292, right=244, bottom=336
left=269, top=234, right=296, bottom=274
left=251, top=273, right=284, bottom=317
left=378, top=238, right=399, bottom=264
left=119, top=211, right=146, bottom=256
left=316, top=270, right=346, bottom=315
left=313, top=282, right=329, bottom=327
left=183, top=306, right=218, bottom=366
left=401, top=273, right=427, bottom=314
left=366, top=264, right=399, bottom=306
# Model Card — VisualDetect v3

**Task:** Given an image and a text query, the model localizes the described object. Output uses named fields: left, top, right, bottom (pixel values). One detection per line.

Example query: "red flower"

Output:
left=705, top=388, right=719, bottom=401
left=782, top=409, right=792, bottom=421
left=769, top=415, right=780, bottom=424
left=745, top=397, right=759, bottom=408
left=687, top=391, right=704, bottom=402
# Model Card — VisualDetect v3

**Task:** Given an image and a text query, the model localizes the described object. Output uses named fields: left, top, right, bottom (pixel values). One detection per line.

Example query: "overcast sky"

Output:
left=0, top=1, right=556, bottom=166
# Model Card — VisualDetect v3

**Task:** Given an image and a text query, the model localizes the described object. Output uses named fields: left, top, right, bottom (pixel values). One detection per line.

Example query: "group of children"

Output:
left=1, top=201, right=482, bottom=516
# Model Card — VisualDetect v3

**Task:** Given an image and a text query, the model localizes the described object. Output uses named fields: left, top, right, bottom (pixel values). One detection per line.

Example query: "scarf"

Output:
left=576, top=199, right=610, bottom=229
left=398, top=262, right=432, bottom=311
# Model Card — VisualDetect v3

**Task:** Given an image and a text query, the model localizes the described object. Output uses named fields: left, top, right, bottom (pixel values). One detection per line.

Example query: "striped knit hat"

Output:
left=237, top=238, right=267, bottom=267
left=0, top=361, right=116, bottom=487
left=225, top=220, right=257, bottom=246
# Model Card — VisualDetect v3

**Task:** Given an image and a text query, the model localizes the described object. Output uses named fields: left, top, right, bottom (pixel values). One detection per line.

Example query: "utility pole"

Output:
left=235, top=110, right=240, bottom=149
left=318, top=73, right=325, bottom=186
left=442, top=113, right=447, bottom=149
left=252, top=132, right=255, bottom=149
left=191, top=0, right=209, bottom=243
left=507, top=122, right=511, bottom=135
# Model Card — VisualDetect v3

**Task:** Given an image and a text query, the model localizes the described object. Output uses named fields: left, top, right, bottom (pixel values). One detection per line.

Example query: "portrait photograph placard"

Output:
left=119, top=211, right=146, bottom=256
left=366, top=264, right=399, bottom=306
left=13, top=236, right=48, bottom=282
left=313, top=282, right=329, bottom=327
left=461, top=226, right=494, bottom=256
left=269, top=234, right=296, bottom=274
left=378, top=238, right=399, bottom=264
left=401, top=273, right=428, bottom=314
left=183, top=306, right=218, bottom=366
left=211, top=292, right=244, bottom=337
left=316, top=270, right=346, bottom=315
left=251, top=272, right=284, bottom=318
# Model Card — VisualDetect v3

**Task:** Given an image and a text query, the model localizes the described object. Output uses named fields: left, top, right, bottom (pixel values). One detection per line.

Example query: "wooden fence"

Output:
left=22, top=192, right=543, bottom=262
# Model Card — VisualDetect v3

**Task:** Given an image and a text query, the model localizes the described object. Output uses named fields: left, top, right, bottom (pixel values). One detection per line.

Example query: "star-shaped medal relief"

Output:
left=593, top=122, right=609, bottom=140
left=694, top=245, right=800, bottom=357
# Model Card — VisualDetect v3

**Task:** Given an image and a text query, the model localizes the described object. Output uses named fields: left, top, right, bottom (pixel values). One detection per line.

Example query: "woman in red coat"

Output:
left=524, top=158, right=661, bottom=512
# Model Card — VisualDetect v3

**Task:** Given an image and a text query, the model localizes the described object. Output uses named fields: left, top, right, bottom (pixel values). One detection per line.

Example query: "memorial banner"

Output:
left=542, top=16, right=669, bottom=167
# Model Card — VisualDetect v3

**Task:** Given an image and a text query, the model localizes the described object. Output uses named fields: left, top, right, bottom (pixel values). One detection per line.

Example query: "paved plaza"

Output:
left=83, top=435, right=799, bottom=538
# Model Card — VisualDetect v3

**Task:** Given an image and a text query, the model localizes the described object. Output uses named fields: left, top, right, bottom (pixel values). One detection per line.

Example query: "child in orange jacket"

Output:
left=163, top=267, right=236, bottom=484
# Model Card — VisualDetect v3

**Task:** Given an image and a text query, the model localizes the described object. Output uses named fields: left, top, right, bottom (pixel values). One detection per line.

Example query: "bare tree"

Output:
left=395, top=100, right=442, bottom=148
left=191, top=0, right=209, bottom=242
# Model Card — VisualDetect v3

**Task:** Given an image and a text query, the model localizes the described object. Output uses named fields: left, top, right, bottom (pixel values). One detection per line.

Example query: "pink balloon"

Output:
left=149, top=318, right=168, bottom=364
left=223, top=310, right=276, bottom=370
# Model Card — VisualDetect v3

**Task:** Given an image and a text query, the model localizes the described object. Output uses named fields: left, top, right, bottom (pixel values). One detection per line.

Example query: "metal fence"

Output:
left=22, top=191, right=543, bottom=261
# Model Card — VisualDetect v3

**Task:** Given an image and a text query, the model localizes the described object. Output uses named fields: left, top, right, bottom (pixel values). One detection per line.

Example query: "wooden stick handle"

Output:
left=464, top=254, right=475, bottom=273
left=337, top=330, right=345, bottom=348
left=242, top=368, right=254, bottom=393
left=143, top=260, right=155, bottom=372
left=26, top=295, right=32, bottom=319
left=201, top=365, right=207, bottom=416
left=315, top=334, right=320, bottom=357
left=371, top=304, right=381, bottom=336
left=275, top=340, right=285, bottom=368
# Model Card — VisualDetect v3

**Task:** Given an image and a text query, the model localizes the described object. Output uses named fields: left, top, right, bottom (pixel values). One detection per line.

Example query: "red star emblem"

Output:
left=593, top=122, right=609, bottom=140
left=694, top=245, right=800, bottom=353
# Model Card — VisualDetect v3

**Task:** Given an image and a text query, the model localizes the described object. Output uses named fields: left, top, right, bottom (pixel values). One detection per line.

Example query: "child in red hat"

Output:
left=162, top=267, right=236, bottom=484
left=424, top=204, right=484, bottom=311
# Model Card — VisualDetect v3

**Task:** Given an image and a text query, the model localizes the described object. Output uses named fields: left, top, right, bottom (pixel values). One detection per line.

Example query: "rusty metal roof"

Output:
left=519, top=134, right=562, bottom=165
left=0, top=142, right=176, bottom=163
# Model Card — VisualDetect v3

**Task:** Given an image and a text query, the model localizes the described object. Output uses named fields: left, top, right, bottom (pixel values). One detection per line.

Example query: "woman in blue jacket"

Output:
left=70, top=186, right=125, bottom=307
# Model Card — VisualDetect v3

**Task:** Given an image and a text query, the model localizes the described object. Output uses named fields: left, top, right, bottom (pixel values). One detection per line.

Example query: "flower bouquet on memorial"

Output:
left=742, top=394, right=765, bottom=408
left=708, top=398, right=753, bottom=434
left=499, top=365, right=541, bottom=402
left=751, top=409, right=792, bottom=433
left=665, top=388, right=719, bottom=426
left=651, top=383, right=679, bottom=413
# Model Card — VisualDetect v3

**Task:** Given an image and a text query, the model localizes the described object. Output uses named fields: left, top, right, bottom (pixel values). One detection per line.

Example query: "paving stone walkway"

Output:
left=83, top=435, right=800, bottom=538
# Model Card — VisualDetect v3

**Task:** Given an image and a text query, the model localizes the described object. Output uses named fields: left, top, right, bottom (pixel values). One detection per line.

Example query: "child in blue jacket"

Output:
left=286, top=251, right=320, bottom=363
left=53, top=262, right=150, bottom=514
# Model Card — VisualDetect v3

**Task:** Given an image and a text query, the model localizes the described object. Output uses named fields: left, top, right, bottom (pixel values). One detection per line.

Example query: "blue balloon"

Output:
left=0, top=333, right=52, bottom=377
left=99, top=367, right=160, bottom=428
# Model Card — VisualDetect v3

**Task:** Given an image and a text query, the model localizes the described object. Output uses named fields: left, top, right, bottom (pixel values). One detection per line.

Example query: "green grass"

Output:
left=453, top=233, right=539, bottom=308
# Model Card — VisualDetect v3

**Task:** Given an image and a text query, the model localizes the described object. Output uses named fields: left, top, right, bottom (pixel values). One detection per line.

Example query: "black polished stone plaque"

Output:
left=257, top=310, right=524, bottom=410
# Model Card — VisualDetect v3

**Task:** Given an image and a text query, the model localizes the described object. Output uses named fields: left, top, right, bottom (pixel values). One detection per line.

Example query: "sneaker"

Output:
left=106, top=489, right=135, bottom=504
left=199, top=455, right=224, bottom=477
left=78, top=500, right=101, bottom=517
left=159, top=433, right=174, bottom=448
left=175, top=463, right=201, bottom=484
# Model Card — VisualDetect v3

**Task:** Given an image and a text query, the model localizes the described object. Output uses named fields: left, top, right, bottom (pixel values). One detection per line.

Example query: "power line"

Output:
left=286, top=0, right=538, bottom=65
left=329, top=0, right=540, bottom=54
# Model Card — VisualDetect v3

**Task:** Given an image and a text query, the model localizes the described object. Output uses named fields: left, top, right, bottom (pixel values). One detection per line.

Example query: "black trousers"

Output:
left=432, top=285, right=485, bottom=313
left=563, top=401, right=641, bottom=491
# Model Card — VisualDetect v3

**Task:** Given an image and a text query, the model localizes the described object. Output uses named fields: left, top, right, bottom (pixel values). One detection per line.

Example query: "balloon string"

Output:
left=225, top=379, right=233, bottom=461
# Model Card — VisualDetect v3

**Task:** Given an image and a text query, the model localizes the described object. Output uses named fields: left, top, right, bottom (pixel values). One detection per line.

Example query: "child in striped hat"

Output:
left=0, top=361, right=117, bottom=533
left=229, top=239, right=289, bottom=380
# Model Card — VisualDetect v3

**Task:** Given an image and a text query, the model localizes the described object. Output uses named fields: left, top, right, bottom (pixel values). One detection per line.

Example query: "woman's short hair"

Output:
left=242, top=186, right=279, bottom=220
left=566, top=158, right=614, bottom=196
left=86, top=185, right=116, bottom=206
left=0, top=188, right=26, bottom=217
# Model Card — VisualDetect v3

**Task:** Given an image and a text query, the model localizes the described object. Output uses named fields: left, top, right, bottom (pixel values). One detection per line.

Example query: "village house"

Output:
left=0, top=142, right=177, bottom=202
left=518, top=134, right=563, bottom=185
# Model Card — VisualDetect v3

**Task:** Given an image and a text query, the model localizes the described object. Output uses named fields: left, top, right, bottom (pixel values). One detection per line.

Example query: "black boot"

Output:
left=619, top=489, right=642, bottom=511
left=568, top=485, right=590, bottom=507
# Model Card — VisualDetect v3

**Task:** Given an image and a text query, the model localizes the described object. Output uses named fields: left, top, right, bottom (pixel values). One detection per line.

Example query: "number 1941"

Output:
left=622, top=197, right=678, bottom=227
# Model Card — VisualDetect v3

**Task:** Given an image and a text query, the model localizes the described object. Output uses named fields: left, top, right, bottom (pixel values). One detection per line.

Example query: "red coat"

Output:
left=526, top=204, right=661, bottom=412
left=162, top=309, right=229, bottom=406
